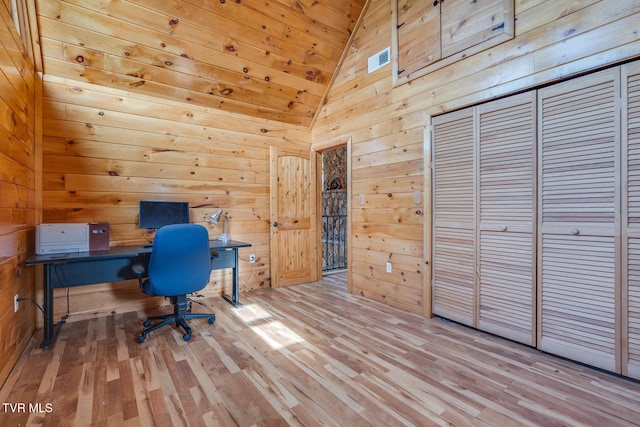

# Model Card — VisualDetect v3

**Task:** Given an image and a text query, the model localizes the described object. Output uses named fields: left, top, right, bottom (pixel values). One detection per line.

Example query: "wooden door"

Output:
left=440, top=0, right=514, bottom=58
left=538, top=68, right=621, bottom=372
left=477, top=92, right=537, bottom=346
left=395, top=0, right=441, bottom=79
left=432, top=107, right=476, bottom=326
left=623, top=61, right=640, bottom=379
left=270, top=147, right=320, bottom=288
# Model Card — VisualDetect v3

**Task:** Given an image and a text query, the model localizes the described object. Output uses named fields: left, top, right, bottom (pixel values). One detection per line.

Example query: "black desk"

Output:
left=26, top=240, right=251, bottom=348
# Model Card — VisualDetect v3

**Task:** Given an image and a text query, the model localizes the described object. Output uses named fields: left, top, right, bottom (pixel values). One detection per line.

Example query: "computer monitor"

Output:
left=138, top=200, right=190, bottom=229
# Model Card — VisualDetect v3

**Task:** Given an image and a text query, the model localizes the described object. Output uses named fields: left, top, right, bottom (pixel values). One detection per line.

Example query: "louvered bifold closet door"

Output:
left=477, top=92, right=536, bottom=345
left=538, top=68, right=621, bottom=372
left=432, top=108, right=476, bottom=326
left=623, top=61, right=640, bottom=380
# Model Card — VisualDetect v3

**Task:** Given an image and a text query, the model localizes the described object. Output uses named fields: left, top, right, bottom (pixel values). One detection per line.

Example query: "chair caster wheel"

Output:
left=137, top=335, right=146, bottom=344
left=143, top=319, right=152, bottom=327
left=183, top=333, right=191, bottom=341
left=208, top=316, right=215, bottom=324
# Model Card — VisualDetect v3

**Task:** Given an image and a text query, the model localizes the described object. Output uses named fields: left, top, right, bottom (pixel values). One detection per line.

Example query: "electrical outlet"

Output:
left=14, top=294, right=19, bottom=312
left=359, top=194, right=365, bottom=205
left=386, top=262, right=392, bottom=273
left=249, top=254, right=256, bottom=263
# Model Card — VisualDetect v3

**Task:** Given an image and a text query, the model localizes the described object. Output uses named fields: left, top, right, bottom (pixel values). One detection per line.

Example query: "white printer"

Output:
left=36, top=223, right=89, bottom=255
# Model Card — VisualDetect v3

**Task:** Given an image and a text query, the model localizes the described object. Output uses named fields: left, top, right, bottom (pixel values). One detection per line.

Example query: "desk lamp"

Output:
left=209, top=209, right=231, bottom=242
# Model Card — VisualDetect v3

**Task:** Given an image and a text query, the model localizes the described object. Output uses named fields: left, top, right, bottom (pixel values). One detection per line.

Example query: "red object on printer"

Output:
left=89, top=222, right=110, bottom=251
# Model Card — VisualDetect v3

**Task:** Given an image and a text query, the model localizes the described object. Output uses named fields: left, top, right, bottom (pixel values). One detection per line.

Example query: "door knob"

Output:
left=272, top=221, right=278, bottom=227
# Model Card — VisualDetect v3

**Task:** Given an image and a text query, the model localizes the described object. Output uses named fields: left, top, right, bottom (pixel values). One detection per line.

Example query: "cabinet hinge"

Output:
left=492, top=22, right=505, bottom=31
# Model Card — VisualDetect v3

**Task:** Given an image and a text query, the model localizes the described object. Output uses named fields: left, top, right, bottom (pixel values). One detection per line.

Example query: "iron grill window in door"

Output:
left=322, top=187, right=347, bottom=271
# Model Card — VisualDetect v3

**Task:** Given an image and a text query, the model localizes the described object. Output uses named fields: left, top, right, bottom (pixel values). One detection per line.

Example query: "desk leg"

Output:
left=222, top=248, right=243, bottom=307
left=40, top=265, right=63, bottom=349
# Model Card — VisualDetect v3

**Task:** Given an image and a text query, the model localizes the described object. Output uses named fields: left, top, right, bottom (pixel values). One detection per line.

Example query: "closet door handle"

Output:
left=501, top=225, right=508, bottom=232
left=272, top=221, right=279, bottom=227
left=571, top=228, right=580, bottom=235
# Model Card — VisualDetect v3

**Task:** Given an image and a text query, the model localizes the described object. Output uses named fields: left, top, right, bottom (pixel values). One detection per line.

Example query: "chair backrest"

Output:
left=146, top=224, right=211, bottom=296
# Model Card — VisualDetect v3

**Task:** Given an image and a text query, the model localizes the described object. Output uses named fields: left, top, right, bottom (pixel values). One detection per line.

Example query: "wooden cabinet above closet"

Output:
left=392, top=0, right=515, bottom=85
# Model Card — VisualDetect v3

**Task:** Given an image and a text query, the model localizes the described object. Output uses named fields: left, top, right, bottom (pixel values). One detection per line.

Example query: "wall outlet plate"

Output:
left=14, top=294, right=19, bottom=312
left=249, top=254, right=255, bottom=263
left=386, top=262, right=392, bottom=273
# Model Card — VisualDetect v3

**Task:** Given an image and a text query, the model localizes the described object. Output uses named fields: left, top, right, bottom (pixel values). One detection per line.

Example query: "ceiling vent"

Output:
left=368, top=47, right=390, bottom=73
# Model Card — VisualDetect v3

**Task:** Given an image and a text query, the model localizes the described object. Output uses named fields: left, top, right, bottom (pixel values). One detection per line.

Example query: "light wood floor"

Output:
left=2, top=273, right=640, bottom=426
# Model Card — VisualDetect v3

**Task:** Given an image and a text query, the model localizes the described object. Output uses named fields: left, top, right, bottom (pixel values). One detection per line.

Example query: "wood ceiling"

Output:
left=34, top=0, right=368, bottom=127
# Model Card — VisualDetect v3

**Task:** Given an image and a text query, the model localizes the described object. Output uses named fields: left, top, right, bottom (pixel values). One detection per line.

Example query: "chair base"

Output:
left=137, top=295, right=215, bottom=343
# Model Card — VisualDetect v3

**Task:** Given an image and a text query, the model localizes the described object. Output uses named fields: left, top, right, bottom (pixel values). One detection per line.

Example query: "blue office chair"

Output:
left=133, top=224, right=215, bottom=343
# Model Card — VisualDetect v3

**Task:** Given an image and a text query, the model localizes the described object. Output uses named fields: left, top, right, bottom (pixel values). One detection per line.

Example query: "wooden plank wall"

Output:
left=311, top=0, right=640, bottom=315
left=0, top=0, right=37, bottom=385
left=41, top=74, right=310, bottom=323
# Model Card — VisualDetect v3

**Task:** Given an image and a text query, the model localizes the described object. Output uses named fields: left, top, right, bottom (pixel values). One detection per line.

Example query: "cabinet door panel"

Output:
left=538, top=68, right=620, bottom=372
left=539, top=235, right=617, bottom=371
left=478, top=92, right=536, bottom=345
left=433, top=108, right=475, bottom=326
left=441, top=0, right=510, bottom=58
left=479, top=231, right=534, bottom=343
left=396, top=0, right=441, bottom=78
left=433, top=227, right=475, bottom=324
